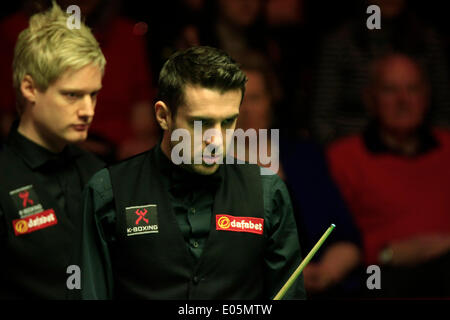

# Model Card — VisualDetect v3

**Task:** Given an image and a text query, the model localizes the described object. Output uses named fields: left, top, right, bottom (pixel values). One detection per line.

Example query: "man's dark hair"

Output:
left=157, top=46, right=247, bottom=116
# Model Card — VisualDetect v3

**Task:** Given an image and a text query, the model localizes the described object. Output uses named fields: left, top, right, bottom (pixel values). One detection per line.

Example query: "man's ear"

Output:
left=20, top=75, right=38, bottom=105
left=154, top=100, right=172, bottom=131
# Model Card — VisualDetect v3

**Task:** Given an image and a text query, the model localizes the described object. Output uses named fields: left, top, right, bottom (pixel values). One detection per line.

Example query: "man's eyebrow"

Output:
left=59, top=87, right=102, bottom=93
left=190, top=116, right=213, bottom=122
left=225, top=114, right=239, bottom=120
left=190, top=114, right=239, bottom=122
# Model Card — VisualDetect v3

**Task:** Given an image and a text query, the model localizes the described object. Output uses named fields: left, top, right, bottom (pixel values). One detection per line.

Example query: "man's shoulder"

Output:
left=105, top=149, right=156, bottom=190
left=87, top=168, right=112, bottom=193
left=0, top=142, right=19, bottom=168
left=433, top=128, right=450, bottom=146
left=84, top=168, right=115, bottom=214
left=109, top=148, right=153, bottom=171
left=259, top=167, right=283, bottom=185
left=0, top=142, right=10, bottom=158
left=327, top=134, right=365, bottom=160
left=258, top=167, right=289, bottom=203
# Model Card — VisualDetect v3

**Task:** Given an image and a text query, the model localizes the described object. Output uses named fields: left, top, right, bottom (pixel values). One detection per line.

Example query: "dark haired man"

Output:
left=81, top=46, right=305, bottom=299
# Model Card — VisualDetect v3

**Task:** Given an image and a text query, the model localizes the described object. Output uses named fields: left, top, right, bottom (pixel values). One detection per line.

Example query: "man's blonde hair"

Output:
left=12, top=1, right=106, bottom=114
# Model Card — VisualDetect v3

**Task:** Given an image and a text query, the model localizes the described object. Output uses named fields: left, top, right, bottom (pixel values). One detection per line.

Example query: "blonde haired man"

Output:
left=0, top=2, right=105, bottom=299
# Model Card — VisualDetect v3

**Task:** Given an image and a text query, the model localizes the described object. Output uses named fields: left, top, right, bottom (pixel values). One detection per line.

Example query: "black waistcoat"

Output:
left=108, top=148, right=266, bottom=299
left=0, top=143, right=104, bottom=299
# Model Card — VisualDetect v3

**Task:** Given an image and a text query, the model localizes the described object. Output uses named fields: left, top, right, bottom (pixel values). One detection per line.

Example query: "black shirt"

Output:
left=159, top=146, right=222, bottom=260
left=0, top=127, right=84, bottom=234
left=0, top=123, right=104, bottom=299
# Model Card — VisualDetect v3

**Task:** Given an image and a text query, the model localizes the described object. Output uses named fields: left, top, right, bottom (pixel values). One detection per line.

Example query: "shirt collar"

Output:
left=363, top=120, right=439, bottom=156
left=6, top=120, right=83, bottom=170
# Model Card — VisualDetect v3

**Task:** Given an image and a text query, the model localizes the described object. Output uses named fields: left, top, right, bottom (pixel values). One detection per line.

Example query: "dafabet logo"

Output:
left=215, top=214, right=264, bottom=235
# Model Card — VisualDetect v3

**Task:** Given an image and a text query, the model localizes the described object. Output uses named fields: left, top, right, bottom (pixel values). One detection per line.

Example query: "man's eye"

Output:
left=193, top=120, right=211, bottom=127
left=65, top=93, right=80, bottom=99
left=222, top=118, right=236, bottom=126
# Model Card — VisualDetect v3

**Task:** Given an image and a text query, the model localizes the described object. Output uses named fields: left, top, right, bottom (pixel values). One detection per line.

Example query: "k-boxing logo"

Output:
left=170, top=121, right=280, bottom=175
left=125, top=204, right=159, bottom=236
left=135, top=208, right=149, bottom=225
left=18, top=191, right=33, bottom=208
left=9, top=185, right=44, bottom=218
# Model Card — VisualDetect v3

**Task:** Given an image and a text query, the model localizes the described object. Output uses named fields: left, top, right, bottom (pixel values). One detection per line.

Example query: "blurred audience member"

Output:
left=173, top=0, right=277, bottom=67
left=264, top=0, right=313, bottom=138
left=234, top=53, right=281, bottom=172
left=311, top=0, right=450, bottom=145
left=0, top=0, right=158, bottom=162
left=264, top=0, right=303, bottom=27
left=327, top=53, right=450, bottom=298
left=237, top=54, right=278, bottom=132
left=237, top=56, right=364, bottom=298
left=203, top=0, right=266, bottom=62
left=140, top=0, right=207, bottom=84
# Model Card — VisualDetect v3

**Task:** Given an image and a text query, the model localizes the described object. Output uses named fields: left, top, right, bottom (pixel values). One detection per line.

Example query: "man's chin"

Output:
left=65, top=131, right=88, bottom=145
left=189, top=163, right=220, bottom=175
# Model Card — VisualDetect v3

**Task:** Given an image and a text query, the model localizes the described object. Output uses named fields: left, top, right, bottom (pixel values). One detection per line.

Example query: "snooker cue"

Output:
left=273, top=223, right=336, bottom=300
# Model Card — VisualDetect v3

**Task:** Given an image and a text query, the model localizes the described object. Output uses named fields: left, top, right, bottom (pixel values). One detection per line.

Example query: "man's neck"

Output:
left=17, top=117, right=65, bottom=153
left=379, top=128, right=420, bottom=156
left=160, top=132, right=172, bottom=161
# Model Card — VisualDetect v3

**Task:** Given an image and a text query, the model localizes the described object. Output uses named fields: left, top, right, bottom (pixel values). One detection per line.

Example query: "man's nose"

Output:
left=397, top=87, right=413, bottom=103
left=204, top=125, right=223, bottom=146
left=78, top=95, right=95, bottom=119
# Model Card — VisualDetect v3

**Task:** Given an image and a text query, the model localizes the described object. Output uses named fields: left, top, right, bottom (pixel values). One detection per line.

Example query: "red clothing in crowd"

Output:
left=0, top=11, right=154, bottom=146
left=326, top=129, right=450, bottom=265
